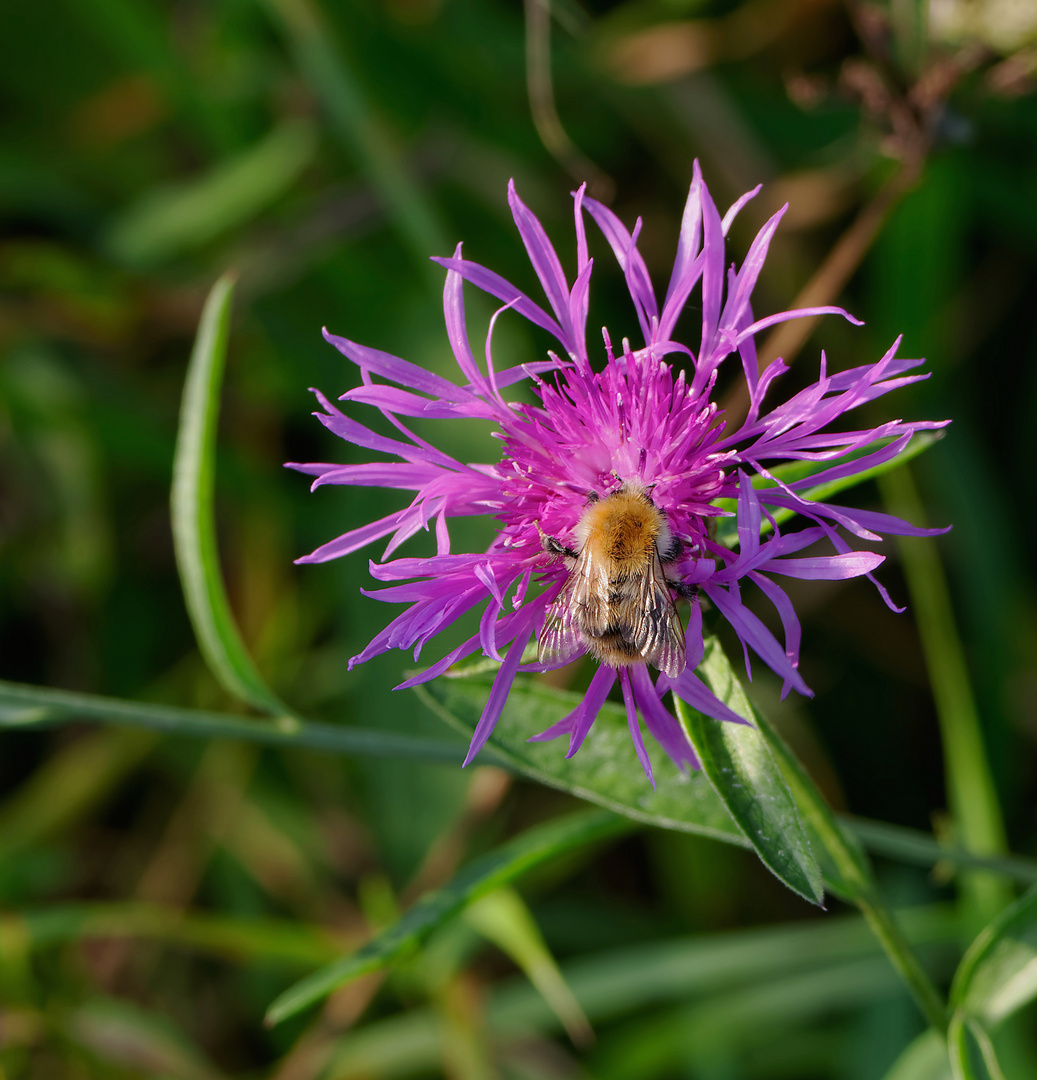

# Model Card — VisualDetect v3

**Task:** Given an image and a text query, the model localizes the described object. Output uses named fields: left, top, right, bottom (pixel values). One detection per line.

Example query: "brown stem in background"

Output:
left=525, top=0, right=615, bottom=201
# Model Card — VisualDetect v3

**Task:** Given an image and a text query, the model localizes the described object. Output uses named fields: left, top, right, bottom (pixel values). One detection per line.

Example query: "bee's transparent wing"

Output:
left=537, top=559, right=588, bottom=668
left=634, top=551, right=687, bottom=678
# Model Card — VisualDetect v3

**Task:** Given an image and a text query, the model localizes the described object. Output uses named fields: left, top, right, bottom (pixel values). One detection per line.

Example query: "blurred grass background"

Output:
left=2, top=0, right=1037, bottom=1076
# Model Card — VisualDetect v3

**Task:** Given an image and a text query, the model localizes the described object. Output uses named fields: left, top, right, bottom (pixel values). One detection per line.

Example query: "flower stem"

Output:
left=755, top=710, right=949, bottom=1033
left=854, top=891, right=950, bottom=1034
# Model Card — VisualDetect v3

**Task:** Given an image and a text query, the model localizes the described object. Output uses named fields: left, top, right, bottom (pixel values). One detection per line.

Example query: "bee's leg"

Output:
left=669, top=580, right=698, bottom=601
left=536, top=522, right=578, bottom=559
left=660, top=535, right=683, bottom=563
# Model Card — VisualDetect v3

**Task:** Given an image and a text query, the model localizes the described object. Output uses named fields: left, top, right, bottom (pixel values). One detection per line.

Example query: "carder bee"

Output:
left=538, top=483, right=688, bottom=678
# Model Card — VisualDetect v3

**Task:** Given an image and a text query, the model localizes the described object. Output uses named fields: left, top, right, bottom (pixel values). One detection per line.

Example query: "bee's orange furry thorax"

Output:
left=577, top=491, right=662, bottom=575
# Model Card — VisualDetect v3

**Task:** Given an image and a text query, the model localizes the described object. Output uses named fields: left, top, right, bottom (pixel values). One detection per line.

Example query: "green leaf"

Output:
left=881, top=463, right=1009, bottom=927
left=171, top=274, right=286, bottom=715
left=951, top=882, right=1037, bottom=1026
left=417, top=673, right=746, bottom=847
left=844, top=818, right=1037, bottom=887
left=945, top=882, right=1037, bottom=1080
left=264, top=808, right=627, bottom=1026
left=713, top=431, right=942, bottom=548
left=10, top=901, right=343, bottom=968
left=321, top=906, right=961, bottom=1079
left=674, top=639, right=824, bottom=905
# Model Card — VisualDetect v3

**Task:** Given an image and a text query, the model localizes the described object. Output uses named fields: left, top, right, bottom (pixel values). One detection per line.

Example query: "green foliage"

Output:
left=266, top=808, right=626, bottom=1025
left=419, top=671, right=745, bottom=844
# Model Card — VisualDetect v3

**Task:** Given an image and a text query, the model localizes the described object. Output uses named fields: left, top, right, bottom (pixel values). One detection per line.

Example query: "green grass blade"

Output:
left=171, top=274, right=286, bottom=714
left=264, top=808, right=628, bottom=1026
left=464, top=887, right=592, bottom=1047
left=417, top=673, right=747, bottom=848
left=951, top=882, right=1037, bottom=1027
left=948, top=1013, right=1003, bottom=1080
left=320, top=907, right=961, bottom=1078
left=880, top=465, right=1010, bottom=927
left=0, top=678, right=465, bottom=763
left=674, top=638, right=824, bottom=905
left=843, top=818, right=1037, bottom=886
left=9, top=902, right=344, bottom=967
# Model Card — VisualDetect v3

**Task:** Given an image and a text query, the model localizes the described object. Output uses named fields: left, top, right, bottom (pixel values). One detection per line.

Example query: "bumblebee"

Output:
left=538, top=484, right=687, bottom=678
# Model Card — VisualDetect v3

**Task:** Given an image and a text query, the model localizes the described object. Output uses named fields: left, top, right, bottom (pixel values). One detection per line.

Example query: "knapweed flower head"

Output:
left=290, top=165, right=947, bottom=784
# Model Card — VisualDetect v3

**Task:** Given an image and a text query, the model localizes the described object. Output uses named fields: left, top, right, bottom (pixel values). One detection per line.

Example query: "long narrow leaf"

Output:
left=675, top=638, right=824, bottom=905
left=321, top=906, right=961, bottom=1079
left=951, top=882, right=1037, bottom=1026
left=0, top=678, right=465, bottom=764
left=845, top=818, right=1037, bottom=886
left=265, top=808, right=628, bottom=1026
left=881, top=464, right=1009, bottom=926
left=172, top=273, right=286, bottom=714
left=8, top=901, right=344, bottom=967
left=464, top=887, right=592, bottom=1046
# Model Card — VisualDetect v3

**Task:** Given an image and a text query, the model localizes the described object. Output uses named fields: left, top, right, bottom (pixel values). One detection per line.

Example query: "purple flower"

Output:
left=289, top=166, right=947, bottom=785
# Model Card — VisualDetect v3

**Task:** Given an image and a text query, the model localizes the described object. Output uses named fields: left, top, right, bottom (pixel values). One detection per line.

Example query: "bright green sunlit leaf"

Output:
left=171, top=273, right=287, bottom=715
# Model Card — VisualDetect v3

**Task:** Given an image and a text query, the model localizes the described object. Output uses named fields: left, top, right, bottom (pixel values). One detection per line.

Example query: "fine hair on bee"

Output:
left=538, top=483, right=689, bottom=678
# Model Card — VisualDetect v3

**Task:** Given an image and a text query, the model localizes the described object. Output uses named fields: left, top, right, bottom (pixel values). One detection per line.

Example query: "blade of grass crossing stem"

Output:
left=265, top=809, right=628, bottom=1026
left=673, top=638, right=824, bottom=906
left=172, top=274, right=286, bottom=715
left=879, top=465, right=1010, bottom=928
left=464, top=887, right=593, bottom=1047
